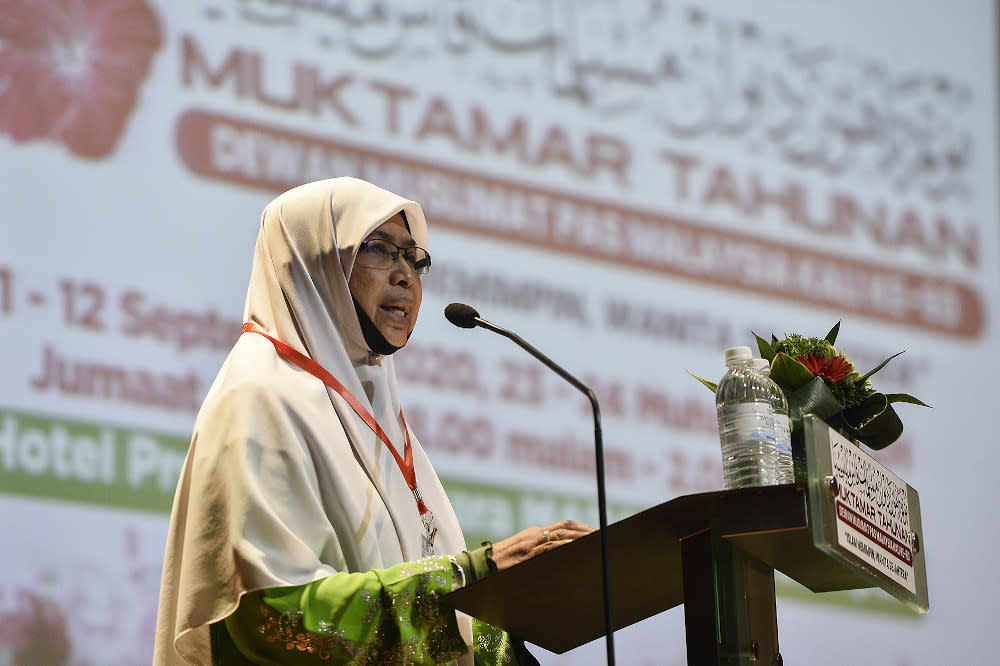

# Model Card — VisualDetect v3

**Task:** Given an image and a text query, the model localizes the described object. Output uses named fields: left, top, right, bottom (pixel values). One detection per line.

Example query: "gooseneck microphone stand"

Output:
left=445, top=303, right=615, bottom=666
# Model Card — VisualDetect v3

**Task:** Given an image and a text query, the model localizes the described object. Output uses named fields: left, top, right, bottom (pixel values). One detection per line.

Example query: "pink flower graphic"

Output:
left=0, top=0, right=162, bottom=158
left=0, top=590, right=71, bottom=665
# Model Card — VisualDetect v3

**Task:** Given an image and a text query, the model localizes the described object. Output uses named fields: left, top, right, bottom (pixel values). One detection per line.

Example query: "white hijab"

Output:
left=154, top=178, right=469, bottom=664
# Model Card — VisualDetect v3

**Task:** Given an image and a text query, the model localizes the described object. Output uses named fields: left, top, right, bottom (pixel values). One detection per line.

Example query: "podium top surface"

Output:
left=441, top=484, right=874, bottom=653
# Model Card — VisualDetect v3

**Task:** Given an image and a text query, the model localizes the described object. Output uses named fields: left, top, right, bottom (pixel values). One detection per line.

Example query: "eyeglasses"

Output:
left=355, top=238, right=432, bottom=275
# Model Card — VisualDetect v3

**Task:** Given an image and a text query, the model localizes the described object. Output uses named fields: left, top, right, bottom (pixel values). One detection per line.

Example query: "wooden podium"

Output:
left=442, top=417, right=928, bottom=664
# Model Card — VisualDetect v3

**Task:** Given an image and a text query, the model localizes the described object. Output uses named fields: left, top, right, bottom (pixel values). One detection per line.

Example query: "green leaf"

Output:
left=688, top=371, right=717, bottom=393
left=754, top=333, right=776, bottom=363
left=825, top=321, right=841, bottom=345
left=786, top=376, right=844, bottom=426
left=769, top=353, right=817, bottom=392
left=841, top=395, right=903, bottom=450
left=856, top=350, right=904, bottom=384
left=885, top=393, right=931, bottom=408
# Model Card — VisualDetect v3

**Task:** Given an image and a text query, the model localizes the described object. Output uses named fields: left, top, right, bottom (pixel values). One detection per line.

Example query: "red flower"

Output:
left=0, top=0, right=162, bottom=158
left=796, top=352, right=853, bottom=384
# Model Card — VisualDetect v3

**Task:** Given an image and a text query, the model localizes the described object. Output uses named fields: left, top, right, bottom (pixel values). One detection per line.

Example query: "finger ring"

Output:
left=542, top=529, right=550, bottom=542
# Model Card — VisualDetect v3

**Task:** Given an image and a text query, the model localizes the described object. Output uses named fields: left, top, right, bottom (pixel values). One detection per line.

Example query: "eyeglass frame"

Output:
left=355, top=237, right=432, bottom=275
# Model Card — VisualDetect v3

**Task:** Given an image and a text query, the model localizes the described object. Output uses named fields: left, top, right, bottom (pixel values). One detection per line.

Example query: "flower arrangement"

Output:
left=695, top=322, right=929, bottom=450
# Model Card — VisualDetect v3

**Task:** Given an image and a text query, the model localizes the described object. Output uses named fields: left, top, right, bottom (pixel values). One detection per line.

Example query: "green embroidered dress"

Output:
left=210, top=551, right=536, bottom=665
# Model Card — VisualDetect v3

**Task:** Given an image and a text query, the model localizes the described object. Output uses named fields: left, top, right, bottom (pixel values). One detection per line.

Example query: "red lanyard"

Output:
left=242, top=322, right=429, bottom=516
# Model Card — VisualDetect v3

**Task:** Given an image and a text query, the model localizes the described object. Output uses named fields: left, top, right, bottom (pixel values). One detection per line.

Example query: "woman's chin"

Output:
left=378, top=327, right=410, bottom=349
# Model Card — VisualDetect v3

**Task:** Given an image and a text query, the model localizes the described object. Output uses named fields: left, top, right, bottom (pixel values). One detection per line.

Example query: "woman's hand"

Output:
left=490, top=520, right=596, bottom=572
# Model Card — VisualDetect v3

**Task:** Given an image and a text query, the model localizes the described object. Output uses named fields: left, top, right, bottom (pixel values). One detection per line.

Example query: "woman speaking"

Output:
left=153, top=177, right=591, bottom=665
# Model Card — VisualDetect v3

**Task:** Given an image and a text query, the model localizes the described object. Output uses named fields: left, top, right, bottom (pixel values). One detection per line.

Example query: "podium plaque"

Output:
left=803, top=415, right=929, bottom=612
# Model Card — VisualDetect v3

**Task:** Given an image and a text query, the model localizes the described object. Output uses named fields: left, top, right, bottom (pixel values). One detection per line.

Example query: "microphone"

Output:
left=444, top=303, right=587, bottom=393
left=443, top=302, right=478, bottom=329
left=444, top=302, right=616, bottom=666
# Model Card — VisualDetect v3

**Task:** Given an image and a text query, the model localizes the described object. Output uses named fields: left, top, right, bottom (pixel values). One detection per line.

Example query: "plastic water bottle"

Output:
left=715, top=346, right=779, bottom=488
left=752, top=358, right=795, bottom=484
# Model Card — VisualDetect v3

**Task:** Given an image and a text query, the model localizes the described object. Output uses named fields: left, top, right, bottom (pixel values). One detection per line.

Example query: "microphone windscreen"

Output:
left=444, top=302, right=480, bottom=328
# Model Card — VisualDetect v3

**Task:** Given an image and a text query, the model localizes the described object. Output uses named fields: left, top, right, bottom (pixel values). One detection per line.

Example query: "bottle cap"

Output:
left=724, top=346, right=753, bottom=364
left=751, top=358, right=770, bottom=372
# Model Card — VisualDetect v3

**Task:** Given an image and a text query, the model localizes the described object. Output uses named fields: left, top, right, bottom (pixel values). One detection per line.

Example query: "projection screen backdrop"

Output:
left=0, top=1, right=996, bottom=664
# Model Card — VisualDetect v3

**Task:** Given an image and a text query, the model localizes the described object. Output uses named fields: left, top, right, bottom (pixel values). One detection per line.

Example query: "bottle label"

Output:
left=717, top=402, right=776, bottom=443
left=774, top=414, right=792, bottom=453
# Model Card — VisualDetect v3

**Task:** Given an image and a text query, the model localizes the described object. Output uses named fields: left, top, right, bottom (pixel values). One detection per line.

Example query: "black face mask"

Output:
left=353, top=297, right=402, bottom=356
